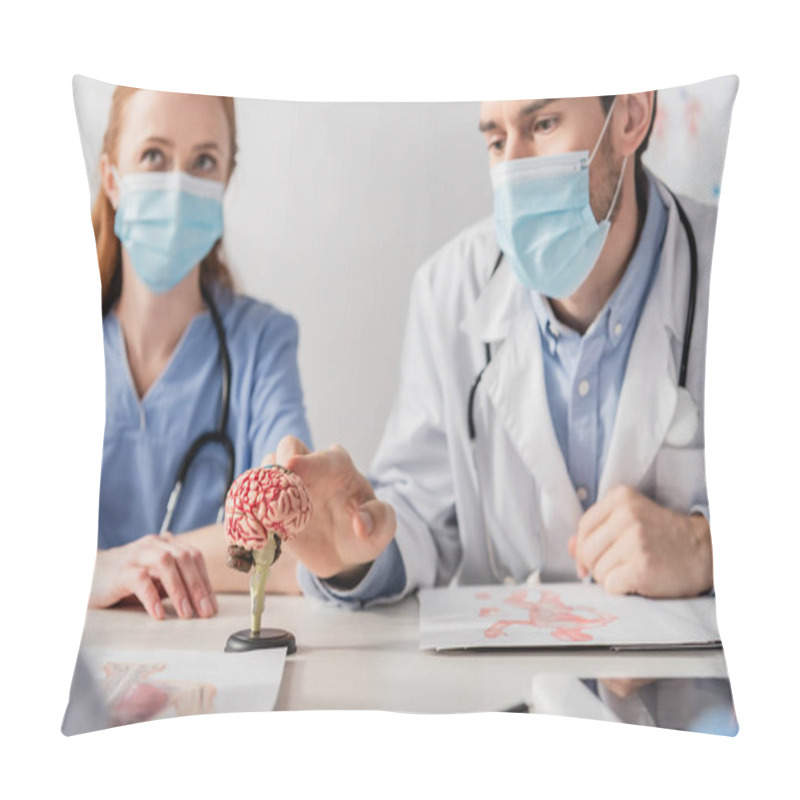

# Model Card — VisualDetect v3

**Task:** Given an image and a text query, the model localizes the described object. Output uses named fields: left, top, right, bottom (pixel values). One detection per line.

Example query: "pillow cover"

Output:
left=64, top=74, right=738, bottom=736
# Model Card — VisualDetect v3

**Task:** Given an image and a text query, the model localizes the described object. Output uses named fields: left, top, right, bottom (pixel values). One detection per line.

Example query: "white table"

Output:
left=79, top=593, right=732, bottom=714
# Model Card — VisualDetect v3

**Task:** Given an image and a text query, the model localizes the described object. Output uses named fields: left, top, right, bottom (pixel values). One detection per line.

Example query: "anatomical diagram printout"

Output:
left=418, top=583, right=720, bottom=651
left=78, top=646, right=286, bottom=726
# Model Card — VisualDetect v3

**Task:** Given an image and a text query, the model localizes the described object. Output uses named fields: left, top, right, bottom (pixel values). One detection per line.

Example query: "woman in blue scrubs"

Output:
left=88, top=87, right=312, bottom=620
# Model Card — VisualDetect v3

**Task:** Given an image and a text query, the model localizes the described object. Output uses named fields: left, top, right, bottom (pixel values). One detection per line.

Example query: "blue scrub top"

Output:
left=98, top=283, right=313, bottom=549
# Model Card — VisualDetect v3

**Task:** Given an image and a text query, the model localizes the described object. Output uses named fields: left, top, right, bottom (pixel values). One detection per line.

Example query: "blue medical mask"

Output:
left=491, top=99, right=627, bottom=299
left=113, top=169, right=225, bottom=293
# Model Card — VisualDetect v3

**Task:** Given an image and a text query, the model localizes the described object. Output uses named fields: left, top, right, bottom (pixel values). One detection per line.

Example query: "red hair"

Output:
left=92, top=86, right=238, bottom=316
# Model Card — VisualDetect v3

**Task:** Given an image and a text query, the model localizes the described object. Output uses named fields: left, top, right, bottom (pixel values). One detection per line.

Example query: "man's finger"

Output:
left=352, top=499, right=396, bottom=551
left=567, top=535, right=577, bottom=558
left=567, top=535, right=589, bottom=579
left=286, top=449, right=340, bottom=485
left=576, top=493, right=614, bottom=543
left=603, top=561, right=638, bottom=596
left=592, top=540, right=633, bottom=593
left=276, top=435, right=311, bottom=465
left=576, top=518, right=620, bottom=576
left=260, top=452, right=277, bottom=468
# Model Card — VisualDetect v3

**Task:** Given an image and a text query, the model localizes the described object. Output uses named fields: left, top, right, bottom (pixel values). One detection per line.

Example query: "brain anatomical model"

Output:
left=222, top=466, right=313, bottom=636
left=224, top=465, right=312, bottom=572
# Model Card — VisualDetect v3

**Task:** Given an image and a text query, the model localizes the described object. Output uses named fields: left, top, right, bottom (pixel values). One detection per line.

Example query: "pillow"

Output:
left=64, top=74, right=738, bottom=736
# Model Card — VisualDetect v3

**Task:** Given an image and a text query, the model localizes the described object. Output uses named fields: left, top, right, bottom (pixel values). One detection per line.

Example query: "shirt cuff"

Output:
left=296, top=539, right=407, bottom=609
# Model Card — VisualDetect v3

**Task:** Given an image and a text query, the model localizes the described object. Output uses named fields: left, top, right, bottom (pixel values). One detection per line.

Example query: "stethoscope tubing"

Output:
left=669, top=192, right=698, bottom=389
left=159, top=280, right=236, bottom=533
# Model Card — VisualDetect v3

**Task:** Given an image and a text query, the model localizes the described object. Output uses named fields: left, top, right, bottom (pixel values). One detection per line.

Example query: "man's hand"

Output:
left=568, top=485, right=712, bottom=598
left=265, top=437, right=397, bottom=584
left=89, top=532, right=218, bottom=620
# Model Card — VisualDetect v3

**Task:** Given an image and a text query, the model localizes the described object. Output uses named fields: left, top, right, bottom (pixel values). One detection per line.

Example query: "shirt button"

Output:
left=578, top=379, right=590, bottom=397
left=577, top=486, right=588, bottom=502
left=614, top=322, right=623, bottom=337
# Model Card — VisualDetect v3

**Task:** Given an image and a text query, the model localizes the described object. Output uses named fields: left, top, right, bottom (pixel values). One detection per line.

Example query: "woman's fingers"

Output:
left=143, top=538, right=216, bottom=619
left=91, top=535, right=217, bottom=619
left=125, top=567, right=165, bottom=620
left=146, top=547, right=194, bottom=618
left=192, top=547, right=219, bottom=613
left=170, top=544, right=216, bottom=618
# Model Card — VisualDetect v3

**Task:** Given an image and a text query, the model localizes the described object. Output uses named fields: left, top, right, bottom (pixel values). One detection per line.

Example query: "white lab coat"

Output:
left=373, top=176, right=713, bottom=590
left=370, top=176, right=732, bottom=729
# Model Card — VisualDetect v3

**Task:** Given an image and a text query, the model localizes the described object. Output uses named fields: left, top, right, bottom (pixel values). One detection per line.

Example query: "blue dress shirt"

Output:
left=531, top=173, right=668, bottom=511
left=99, top=283, right=313, bottom=549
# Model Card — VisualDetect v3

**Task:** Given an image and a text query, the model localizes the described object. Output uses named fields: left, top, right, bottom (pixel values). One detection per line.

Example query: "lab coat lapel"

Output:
left=461, top=266, right=583, bottom=534
left=598, top=186, right=687, bottom=498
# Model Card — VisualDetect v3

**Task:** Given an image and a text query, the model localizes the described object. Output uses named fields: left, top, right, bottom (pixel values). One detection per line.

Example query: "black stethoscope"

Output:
left=159, top=280, right=236, bottom=533
left=466, top=191, right=699, bottom=583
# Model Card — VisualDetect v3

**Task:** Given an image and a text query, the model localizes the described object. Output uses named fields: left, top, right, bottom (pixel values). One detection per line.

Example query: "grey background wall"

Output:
left=73, top=75, right=737, bottom=469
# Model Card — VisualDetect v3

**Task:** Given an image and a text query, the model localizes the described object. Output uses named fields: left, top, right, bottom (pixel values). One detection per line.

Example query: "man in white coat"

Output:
left=281, top=91, right=714, bottom=597
left=274, top=93, right=733, bottom=728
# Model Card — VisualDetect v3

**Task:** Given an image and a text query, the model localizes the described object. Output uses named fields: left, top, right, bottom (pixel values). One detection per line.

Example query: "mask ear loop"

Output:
left=584, top=97, right=628, bottom=223
left=588, top=96, right=618, bottom=165
left=604, top=154, right=628, bottom=223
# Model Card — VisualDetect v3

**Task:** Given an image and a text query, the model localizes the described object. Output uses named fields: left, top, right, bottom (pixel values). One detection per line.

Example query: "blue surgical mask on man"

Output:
left=491, top=98, right=627, bottom=299
left=112, top=169, right=225, bottom=293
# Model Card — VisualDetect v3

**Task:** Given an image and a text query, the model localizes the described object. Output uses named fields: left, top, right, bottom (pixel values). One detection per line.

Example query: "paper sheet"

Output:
left=418, top=583, right=720, bottom=651
left=77, top=646, right=286, bottom=727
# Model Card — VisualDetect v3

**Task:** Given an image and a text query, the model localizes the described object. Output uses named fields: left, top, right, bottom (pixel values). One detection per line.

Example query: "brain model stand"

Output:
left=223, top=466, right=312, bottom=654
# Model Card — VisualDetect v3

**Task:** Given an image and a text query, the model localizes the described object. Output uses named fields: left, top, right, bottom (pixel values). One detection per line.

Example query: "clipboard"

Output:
left=418, top=583, right=721, bottom=652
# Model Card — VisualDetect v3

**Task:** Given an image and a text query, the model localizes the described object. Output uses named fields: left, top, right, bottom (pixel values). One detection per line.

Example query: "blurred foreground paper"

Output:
left=419, top=583, right=720, bottom=651
left=63, top=646, right=286, bottom=734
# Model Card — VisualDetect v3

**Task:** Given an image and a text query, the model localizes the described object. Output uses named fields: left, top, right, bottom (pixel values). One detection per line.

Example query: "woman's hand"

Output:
left=89, top=532, right=218, bottom=620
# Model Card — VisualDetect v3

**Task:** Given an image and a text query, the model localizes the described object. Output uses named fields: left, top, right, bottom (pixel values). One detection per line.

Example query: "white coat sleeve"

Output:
left=369, top=263, right=463, bottom=597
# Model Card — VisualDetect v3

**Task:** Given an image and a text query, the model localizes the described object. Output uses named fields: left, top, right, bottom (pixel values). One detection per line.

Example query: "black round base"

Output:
left=225, top=628, right=297, bottom=654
